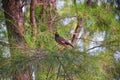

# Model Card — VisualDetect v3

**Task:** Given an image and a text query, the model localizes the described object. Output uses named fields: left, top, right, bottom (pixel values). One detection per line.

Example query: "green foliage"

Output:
left=34, top=49, right=116, bottom=80
left=36, top=32, right=57, bottom=51
left=115, top=61, right=120, bottom=78
left=0, top=52, right=29, bottom=77
left=0, top=6, right=9, bottom=60
left=0, top=0, right=120, bottom=80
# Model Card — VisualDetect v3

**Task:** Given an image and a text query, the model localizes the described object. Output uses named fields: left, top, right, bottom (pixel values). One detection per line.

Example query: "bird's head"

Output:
left=54, top=32, right=59, bottom=37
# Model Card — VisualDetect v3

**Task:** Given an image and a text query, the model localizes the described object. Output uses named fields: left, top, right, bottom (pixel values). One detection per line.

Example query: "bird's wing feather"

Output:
left=61, top=40, right=66, bottom=43
left=59, top=37, right=68, bottom=43
left=56, top=35, right=74, bottom=47
left=59, top=37, right=71, bottom=45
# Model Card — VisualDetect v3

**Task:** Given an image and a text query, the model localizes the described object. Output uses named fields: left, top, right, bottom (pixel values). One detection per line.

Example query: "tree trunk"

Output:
left=30, top=0, right=37, bottom=39
left=38, top=0, right=57, bottom=31
left=2, top=0, right=32, bottom=80
left=2, top=0, right=25, bottom=44
left=86, top=0, right=93, bottom=6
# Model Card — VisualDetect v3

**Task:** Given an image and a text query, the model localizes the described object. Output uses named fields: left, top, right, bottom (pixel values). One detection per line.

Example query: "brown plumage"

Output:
left=55, top=32, right=74, bottom=48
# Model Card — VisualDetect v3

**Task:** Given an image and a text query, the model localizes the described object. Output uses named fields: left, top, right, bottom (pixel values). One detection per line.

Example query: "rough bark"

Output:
left=2, top=0, right=32, bottom=80
left=2, top=0, right=25, bottom=44
left=30, top=0, right=37, bottom=38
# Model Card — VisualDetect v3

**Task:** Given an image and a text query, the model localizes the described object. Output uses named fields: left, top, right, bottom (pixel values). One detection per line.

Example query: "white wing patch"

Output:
left=61, top=40, right=65, bottom=43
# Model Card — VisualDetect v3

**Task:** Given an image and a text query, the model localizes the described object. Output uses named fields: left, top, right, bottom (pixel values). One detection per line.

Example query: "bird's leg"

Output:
left=59, top=46, right=66, bottom=51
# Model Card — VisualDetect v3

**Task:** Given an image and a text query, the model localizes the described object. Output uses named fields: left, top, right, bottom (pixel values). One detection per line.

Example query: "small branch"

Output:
left=72, top=18, right=83, bottom=45
left=56, top=56, right=71, bottom=80
left=87, top=45, right=103, bottom=51
left=79, top=37, right=103, bottom=43
left=56, top=64, right=61, bottom=80
left=46, top=64, right=52, bottom=80
left=72, top=0, right=83, bottom=45
left=0, top=8, right=14, bottom=20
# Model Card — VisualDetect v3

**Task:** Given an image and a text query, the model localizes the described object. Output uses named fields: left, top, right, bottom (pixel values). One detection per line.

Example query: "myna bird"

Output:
left=55, top=32, right=73, bottom=50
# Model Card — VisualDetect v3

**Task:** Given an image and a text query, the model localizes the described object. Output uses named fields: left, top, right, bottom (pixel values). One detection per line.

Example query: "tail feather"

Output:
left=65, top=42, right=74, bottom=48
left=69, top=44, right=74, bottom=48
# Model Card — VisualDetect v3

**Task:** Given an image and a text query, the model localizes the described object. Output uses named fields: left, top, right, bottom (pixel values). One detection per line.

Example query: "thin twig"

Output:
left=56, top=56, right=71, bottom=80
left=79, top=37, right=103, bottom=43
left=46, top=64, right=52, bottom=80
left=56, top=64, right=61, bottom=80
left=87, top=45, right=103, bottom=51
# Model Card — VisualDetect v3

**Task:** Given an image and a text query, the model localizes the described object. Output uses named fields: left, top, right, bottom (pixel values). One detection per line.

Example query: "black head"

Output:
left=55, top=32, right=59, bottom=37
